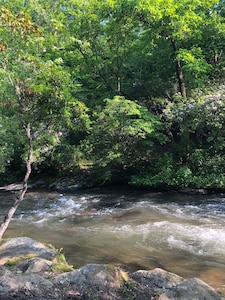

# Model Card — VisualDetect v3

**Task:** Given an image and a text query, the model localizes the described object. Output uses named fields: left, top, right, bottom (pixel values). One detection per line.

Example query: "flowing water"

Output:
left=1, top=187, right=225, bottom=293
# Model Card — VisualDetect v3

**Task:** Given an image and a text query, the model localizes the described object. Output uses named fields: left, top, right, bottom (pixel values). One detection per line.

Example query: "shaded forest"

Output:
left=1, top=0, right=225, bottom=190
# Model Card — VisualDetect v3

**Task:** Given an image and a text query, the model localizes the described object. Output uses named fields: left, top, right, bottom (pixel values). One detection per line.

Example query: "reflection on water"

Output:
left=1, top=187, right=225, bottom=293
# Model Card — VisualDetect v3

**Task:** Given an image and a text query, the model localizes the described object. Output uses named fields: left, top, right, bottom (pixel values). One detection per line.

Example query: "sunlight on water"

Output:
left=1, top=188, right=225, bottom=293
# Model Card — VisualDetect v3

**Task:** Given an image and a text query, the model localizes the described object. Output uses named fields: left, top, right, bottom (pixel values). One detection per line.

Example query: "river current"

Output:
left=1, top=187, right=225, bottom=293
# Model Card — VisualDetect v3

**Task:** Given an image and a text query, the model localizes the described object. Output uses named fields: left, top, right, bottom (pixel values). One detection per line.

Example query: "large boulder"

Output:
left=53, top=263, right=128, bottom=299
left=131, top=268, right=225, bottom=300
left=0, top=237, right=57, bottom=265
left=131, top=268, right=184, bottom=291
left=163, top=277, right=225, bottom=300
left=0, top=265, right=60, bottom=299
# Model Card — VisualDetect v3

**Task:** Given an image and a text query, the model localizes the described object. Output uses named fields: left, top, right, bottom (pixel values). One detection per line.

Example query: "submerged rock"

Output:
left=0, top=237, right=224, bottom=300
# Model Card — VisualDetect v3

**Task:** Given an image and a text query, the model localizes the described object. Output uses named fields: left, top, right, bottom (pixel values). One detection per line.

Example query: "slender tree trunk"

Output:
left=0, top=123, right=33, bottom=240
left=117, top=76, right=121, bottom=94
left=170, top=39, right=187, bottom=99
left=175, top=59, right=187, bottom=99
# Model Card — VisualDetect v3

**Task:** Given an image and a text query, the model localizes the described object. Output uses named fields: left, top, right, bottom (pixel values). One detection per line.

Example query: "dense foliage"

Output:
left=1, top=0, right=225, bottom=190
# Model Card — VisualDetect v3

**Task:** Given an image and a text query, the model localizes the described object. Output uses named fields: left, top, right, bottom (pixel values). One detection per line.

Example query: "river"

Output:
left=1, top=186, right=225, bottom=293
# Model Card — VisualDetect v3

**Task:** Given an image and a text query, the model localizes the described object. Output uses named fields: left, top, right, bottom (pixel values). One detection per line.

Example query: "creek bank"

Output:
left=29, top=177, right=225, bottom=195
left=0, top=180, right=218, bottom=195
left=0, top=237, right=224, bottom=300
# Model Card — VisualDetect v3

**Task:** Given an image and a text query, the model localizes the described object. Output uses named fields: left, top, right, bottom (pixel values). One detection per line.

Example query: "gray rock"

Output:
left=0, top=265, right=54, bottom=296
left=15, top=257, right=54, bottom=274
left=0, top=237, right=57, bottom=264
left=53, top=263, right=123, bottom=297
left=131, top=267, right=184, bottom=291
left=159, top=277, right=225, bottom=300
left=132, top=268, right=225, bottom=300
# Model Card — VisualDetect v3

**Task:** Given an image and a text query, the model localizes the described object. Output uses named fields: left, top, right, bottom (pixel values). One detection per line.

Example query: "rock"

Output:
left=15, top=257, right=54, bottom=274
left=130, top=268, right=225, bottom=300
left=48, top=180, right=81, bottom=192
left=0, top=265, right=58, bottom=299
left=53, top=263, right=125, bottom=298
left=0, top=237, right=57, bottom=265
left=131, top=267, right=184, bottom=291
left=158, top=277, right=225, bottom=300
left=178, top=187, right=208, bottom=195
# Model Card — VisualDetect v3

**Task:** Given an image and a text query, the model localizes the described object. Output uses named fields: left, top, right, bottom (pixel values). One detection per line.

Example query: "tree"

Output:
left=63, top=0, right=146, bottom=104
left=81, top=95, right=165, bottom=183
left=63, top=0, right=225, bottom=102
left=0, top=5, right=89, bottom=239
left=0, top=113, right=18, bottom=175
left=136, top=0, right=221, bottom=98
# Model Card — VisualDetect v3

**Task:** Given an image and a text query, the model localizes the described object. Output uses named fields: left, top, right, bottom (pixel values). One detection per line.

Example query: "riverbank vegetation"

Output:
left=1, top=0, right=225, bottom=191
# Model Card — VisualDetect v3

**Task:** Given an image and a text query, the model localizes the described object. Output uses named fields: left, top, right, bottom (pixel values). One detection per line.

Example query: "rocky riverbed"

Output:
left=0, top=237, right=224, bottom=300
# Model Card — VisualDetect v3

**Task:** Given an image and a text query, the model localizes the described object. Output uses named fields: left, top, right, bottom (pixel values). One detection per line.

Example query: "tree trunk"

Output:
left=176, top=59, right=187, bottom=99
left=171, top=39, right=187, bottom=99
left=0, top=123, right=33, bottom=240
